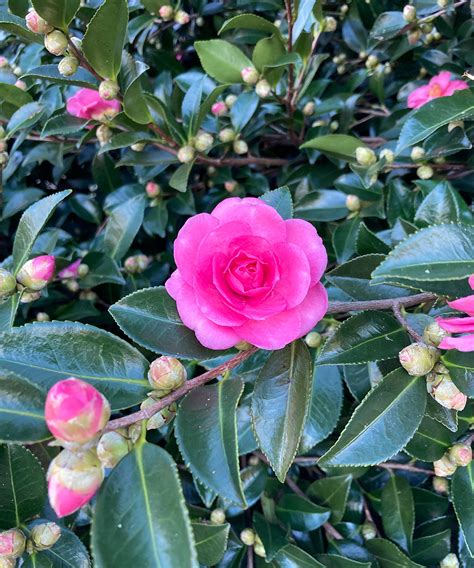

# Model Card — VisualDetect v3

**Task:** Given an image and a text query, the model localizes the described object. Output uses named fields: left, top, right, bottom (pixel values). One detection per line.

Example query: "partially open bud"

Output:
left=345, top=194, right=361, bottom=212
left=224, top=180, right=238, bottom=193
left=0, top=529, right=26, bottom=559
left=361, top=522, right=377, bottom=540
left=174, top=9, right=190, bottom=25
left=36, top=312, right=50, bottom=322
left=96, top=124, right=112, bottom=147
left=323, top=16, right=337, bottom=32
left=423, top=322, right=449, bottom=347
left=379, top=148, right=395, bottom=163
left=417, top=165, right=433, bottom=180
left=399, top=342, right=439, bottom=376
left=45, top=378, right=111, bottom=444
left=97, top=430, right=132, bottom=468
left=30, top=522, right=61, bottom=551
left=440, top=553, right=460, bottom=568
left=219, top=128, right=236, bottom=143
left=305, top=331, right=322, bottom=349
left=25, top=9, right=53, bottom=34
left=448, top=443, right=472, bottom=467
left=159, top=5, right=174, bottom=20
left=403, top=5, right=417, bottom=22
left=255, top=79, right=271, bottom=98
left=44, top=30, right=68, bottom=56
left=241, top=66, right=259, bottom=85
left=194, top=131, right=214, bottom=152
left=355, top=146, right=377, bottom=166
left=124, top=254, right=149, bottom=274
left=303, top=101, right=315, bottom=116
left=148, top=356, right=186, bottom=392
left=211, top=101, right=227, bottom=117
left=240, top=528, right=255, bottom=546
left=58, top=56, right=78, bottom=77
left=17, top=255, right=55, bottom=291
left=47, top=449, right=104, bottom=518
left=146, top=182, right=161, bottom=198
left=210, top=508, right=226, bottom=525
left=225, top=94, right=237, bottom=108
left=433, top=454, right=457, bottom=477
left=99, top=79, right=119, bottom=101
left=410, top=146, right=425, bottom=161
left=432, top=476, right=449, bottom=494
left=177, top=145, right=195, bottom=163
left=0, top=269, right=16, bottom=299
left=233, top=139, right=248, bottom=155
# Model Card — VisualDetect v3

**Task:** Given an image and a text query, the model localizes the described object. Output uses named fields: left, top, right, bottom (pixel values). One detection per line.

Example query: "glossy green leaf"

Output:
left=276, top=494, right=331, bottom=532
left=219, top=13, right=282, bottom=38
left=0, top=293, right=21, bottom=333
left=109, top=287, right=219, bottom=359
left=31, top=0, right=80, bottom=30
left=370, top=12, right=406, bottom=42
left=452, top=461, right=474, bottom=557
left=0, top=444, right=46, bottom=529
left=170, top=161, right=194, bottom=192
left=22, top=64, right=99, bottom=87
left=251, top=340, right=312, bottom=482
left=442, top=350, right=474, bottom=397
left=92, top=443, right=198, bottom=568
left=317, top=555, right=371, bottom=568
left=192, top=522, right=229, bottom=566
left=367, top=539, right=423, bottom=568
left=306, top=474, right=352, bottom=523
left=294, top=190, right=348, bottom=222
left=0, top=322, right=149, bottom=410
left=6, top=102, right=44, bottom=137
left=175, top=379, right=246, bottom=506
left=301, top=135, right=365, bottom=162
left=276, top=544, right=325, bottom=567
left=102, top=194, right=146, bottom=260
left=0, top=83, right=33, bottom=108
left=79, top=252, right=125, bottom=288
left=260, top=187, right=293, bottom=220
left=381, top=475, right=414, bottom=552
left=195, top=40, right=253, bottom=84
left=405, top=415, right=454, bottom=461
left=317, top=312, right=409, bottom=365
left=41, top=114, right=88, bottom=137
left=120, top=53, right=151, bottom=125
left=414, top=181, right=472, bottom=227
left=253, top=512, right=288, bottom=562
left=411, top=529, right=451, bottom=565
left=319, top=369, right=426, bottom=466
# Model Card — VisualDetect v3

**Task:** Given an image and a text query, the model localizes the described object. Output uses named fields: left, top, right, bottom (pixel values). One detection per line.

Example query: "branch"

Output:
left=378, top=462, right=434, bottom=475
left=326, top=292, right=436, bottom=314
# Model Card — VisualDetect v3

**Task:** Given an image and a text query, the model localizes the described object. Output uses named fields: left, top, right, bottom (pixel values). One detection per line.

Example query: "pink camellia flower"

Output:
left=17, top=255, right=55, bottom=291
left=66, top=88, right=121, bottom=121
left=47, top=449, right=104, bottom=518
left=58, top=259, right=81, bottom=279
left=45, top=378, right=111, bottom=444
left=407, top=71, right=469, bottom=109
left=211, top=101, right=227, bottom=117
left=165, top=197, right=328, bottom=350
left=436, top=275, right=474, bottom=352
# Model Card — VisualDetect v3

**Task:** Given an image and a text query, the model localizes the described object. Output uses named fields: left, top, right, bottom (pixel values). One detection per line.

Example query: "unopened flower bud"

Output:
left=0, top=529, right=26, bottom=559
left=36, top=312, right=50, bottom=322
left=345, top=194, right=361, bottom=212
left=69, top=36, right=82, bottom=52
left=408, top=29, right=422, bottom=45
left=99, top=79, right=119, bottom=101
left=25, top=9, right=53, bottom=34
left=427, top=372, right=467, bottom=411
left=323, top=16, right=337, bottom=32
left=0, top=269, right=16, bottom=299
left=136, top=254, right=149, bottom=272
left=77, top=264, right=89, bottom=278
left=225, top=94, right=237, bottom=108
left=255, top=79, right=271, bottom=98
left=241, top=66, right=259, bottom=85
left=437, top=0, right=448, bottom=6
left=399, top=342, right=439, bottom=376
left=177, top=145, right=195, bottom=163
left=66, top=279, right=80, bottom=293
left=219, top=128, right=236, bottom=143
left=148, top=356, right=186, bottom=392
left=434, top=454, right=457, bottom=477
left=355, top=146, right=377, bottom=166
left=303, top=101, right=315, bottom=116
left=58, top=56, right=78, bottom=77
left=20, top=290, right=41, bottom=303
left=361, top=522, right=377, bottom=540
left=45, top=377, right=111, bottom=444
left=44, top=30, right=68, bottom=56
left=423, top=322, right=449, bottom=347
left=0, top=558, right=15, bottom=568
left=196, top=16, right=204, bottom=26
left=224, top=180, right=237, bottom=192
left=379, top=148, right=395, bottom=163
left=305, top=331, right=322, bottom=348
left=14, top=80, right=26, bottom=91
left=194, top=131, right=214, bottom=152
left=96, top=124, right=112, bottom=147
left=159, top=5, right=174, bottom=20
left=0, top=152, right=9, bottom=168
left=240, top=528, right=255, bottom=546
left=448, top=443, right=472, bottom=467
left=233, top=139, right=248, bottom=155
left=30, top=522, right=61, bottom=551
left=211, top=102, right=227, bottom=117
left=254, top=542, right=266, bottom=558
left=210, top=508, right=226, bottom=525
left=47, top=449, right=104, bottom=517
left=410, top=147, right=425, bottom=162
left=365, top=54, right=378, bottom=69
left=440, top=553, right=459, bottom=568
left=146, top=182, right=161, bottom=198
left=131, top=142, right=146, bottom=152
left=235, top=341, right=253, bottom=351
left=417, top=165, right=434, bottom=180
left=433, top=476, right=449, bottom=494
left=17, top=255, right=55, bottom=291
left=97, top=430, right=131, bottom=468
left=403, top=5, right=417, bottom=22
left=174, top=10, right=190, bottom=25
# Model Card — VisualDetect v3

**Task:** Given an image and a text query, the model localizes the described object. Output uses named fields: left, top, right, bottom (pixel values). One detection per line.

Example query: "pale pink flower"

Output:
left=66, top=88, right=121, bottom=121
left=407, top=71, right=469, bottom=109
left=437, top=275, right=474, bottom=352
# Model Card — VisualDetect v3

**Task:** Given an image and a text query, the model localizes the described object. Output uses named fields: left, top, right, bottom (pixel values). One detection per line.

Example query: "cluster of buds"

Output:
left=434, top=443, right=472, bottom=478
left=158, top=5, right=190, bottom=25
left=240, top=67, right=271, bottom=99
left=124, top=254, right=150, bottom=274
left=355, top=146, right=377, bottom=167
left=240, top=528, right=265, bottom=555
left=398, top=342, right=439, bottom=376
left=410, top=146, right=435, bottom=179
left=148, top=356, right=186, bottom=396
left=0, top=529, right=26, bottom=562
left=140, top=398, right=177, bottom=430
left=217, top=127, right=248, bottom=154
left=426, top=363, right=467, bottom=410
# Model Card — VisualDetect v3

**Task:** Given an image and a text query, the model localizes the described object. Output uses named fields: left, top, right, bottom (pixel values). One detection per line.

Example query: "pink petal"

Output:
left=193, top=318, right=241, bottom=350
left=430, top=71, right=452, bottom=91
left=444, top=80, right=469, bottom=96
left=407, top=85, right=431, bottom=109
left=469, top=275, right=474, bottom=290
left=436, top=316, right=474, bottom=333
left=448, top=294, right=474, bottom=316
left=48, top=478, right=97, bottom=518
left=272, top=241, right=311, bottom=309
left=285, top=219, right=327, bottom=284
left=439, top=334, right=474, bottom=352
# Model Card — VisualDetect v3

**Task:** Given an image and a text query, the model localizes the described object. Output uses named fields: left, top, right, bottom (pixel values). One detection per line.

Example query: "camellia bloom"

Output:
left=66, top=88, right=121, bottom=121
left=17, top=255, right=55, bottom=290
left=407, top=71, right=468, bottom=109
left=58, top=259, right=81, bottom=279
left=45, top=378, right=111, bottom=444
left=165, top=197, right=328, bottom=350
left=436, top=275, right=474, bottom=352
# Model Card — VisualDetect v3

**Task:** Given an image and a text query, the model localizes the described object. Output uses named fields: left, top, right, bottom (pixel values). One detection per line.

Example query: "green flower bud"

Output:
left=417, top=165, right=434, bottom=180
left=303, top=101, right=315, bottom=116
left=148, top=356, right=186, bottom=391
left=361, top=522, right=377, bottom=540
left=241, top=66, right=259, bottom=85
left=254, top=542, right=266, bottom=558
left=437, top=0, right=448, bottom=6
left=403, top=5, right=417, bottom=22
left=448, top=443, right=472, bottom=467
left=255, top=79, right=271, bottom=98
left=433, top=476, right=449, bottom=494
left=355, top=146, right=377, bottom=166
left=177, top=145, right=195, bottom=163
left=20, top=290, right=41, bottom=303
left=99, top=79, right=119, bottom=101
left=30, top=522, right=61, bottom=550
left=399, top=342, right=439, bottom=376
left=58, top=56, right=78, bottom=77
left=410, top=146, right=425, bottom=161
left=77, top=264, right=89, bottom=278
left=131, top=142, right=146, bottom=152
left=233, top=139, right=248, bottom=155
left=36, top=312, right=50, bottom=322
left=0, top=152, right=9, bottom=168
left=345, top=194, right=361, bottom=212
left=219, top=128, right=236, bottom=143
left=96, top=124, right=112, bottom=147
left=329, top=120, right=339, bottom=131
left=433, top=454, right=457, bottom=477
left=240, top=528, right=255, bottom=546
left=440, top=553, right=459, bottom=568
left=44, top=30, right=68, bottom=56
left=305, top=331, right=322, bottom=348
left=341, top=4, right=349, bottom=15
left=66, top=280, right=80, bottom=293
left=210, top=508, right=226, bottom=525
left=97, top=430, right=132, bottom=468
left=225, top=94, right=237, bottom=108
left=379, top=148, right=395, bottom=163
left=194, top=131, right=214, bottom=152
left=423, top=322, right=449, bottom=347
left=323, top=16, right=337, bottom=32
left=0, top=269, right=16, bottom=299
left=365, top=54, right=378, bottom=69
left=174, top=9, right=190, bottom=25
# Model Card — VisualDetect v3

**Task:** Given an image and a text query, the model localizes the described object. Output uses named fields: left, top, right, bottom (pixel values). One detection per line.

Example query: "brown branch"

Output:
left=326, top=292, right=436, bottom=315
left=379, top=462, right=434, bottom=475
left=392, top=302, right=423, bottom=342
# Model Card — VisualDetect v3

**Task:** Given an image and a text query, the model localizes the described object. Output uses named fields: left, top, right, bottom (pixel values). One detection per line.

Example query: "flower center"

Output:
left=428, top=84, right=443, bottom=98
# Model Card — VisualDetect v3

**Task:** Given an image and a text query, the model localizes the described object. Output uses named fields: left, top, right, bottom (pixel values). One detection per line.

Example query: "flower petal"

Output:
left=439, top=334, right=474, bottom=352
left=285, top=219, right=327, bottom=284
left=436, top=316, right=474, bottom=333
left=407, top=85, right=431, bottom=109
left=448, top=294, right=474, bottom=317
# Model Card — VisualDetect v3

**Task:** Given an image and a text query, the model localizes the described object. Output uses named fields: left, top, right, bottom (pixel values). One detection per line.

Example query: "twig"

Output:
left=392, top=302, right=423, bottom=342
left=326, top=292, right=436, bottom=314
left=379, top=462, right=434, bottom=475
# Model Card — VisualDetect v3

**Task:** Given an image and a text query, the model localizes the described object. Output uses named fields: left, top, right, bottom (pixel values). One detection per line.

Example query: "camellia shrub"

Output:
left=0, top=0, right=473, bottom=566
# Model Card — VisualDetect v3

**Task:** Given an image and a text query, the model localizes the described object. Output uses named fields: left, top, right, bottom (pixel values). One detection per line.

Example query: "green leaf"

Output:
left=253, top=512, right=288, bottom=562
left=0, top=83, right=33, bottom=108
left=317, top=555, right=371, bottom=568
left=405, top=415, right=454, bottom=461
left=317, top=312, right=409, bottom=366
left=31, top=0, right=80, bottom=30
left=332, top=217, right=361, bottom=263
left=396, top=90, right=474, bottom=152
left=367, top=539, right=424, bottom=568
left=219, top=13, right=282, bottom=38
left=452, top=461, right=474, bottom=557
left=414, top=181, right=472, bottom=227
left=170, top=161, right=194, bottom=193
left=381, top=475, right=414, bottom=552
left=372, top=224, right=474, bottom=282
left=411, top=529, right=451, bottom=565
left=259, top=187, right=293, bottom=219
left=120, top=53, right=151, bottom=125
left=294, top=190, right=348, bottom=222
left=0, top=444, right=46, bottom=529
left=82, top=0, right=128, bottom=80
left=276, top=494, right=331, bottom=532
left=0, top=322, right=149, bottom=410
left=252, top=34, right=286, bottom=81
left=103, top=194, right=146, bottom=260
left=12, top=190, right=71, bottom=275
left=92, top=443, right=198, bottom=568
left=442, top=350, right=474, bottom=397
left=22, top=64, right=99, bottom=87
left=0, top=369, right=49, bottom=443
left=276, top=544, right=325, bottom=568
left=41, top=114, right=88, bottom=137
left=192, top=522, right=230, bottom=566
left=306, top=474, right=352, bottom=523
left=251, top=340, right=312, bottom=482
left=319, top=369, right=426, bottom=466
left=175, top=379, right=246, bottom=506
left=181, top=76, right=204, bottom=136
left=370, top=12, right=406, bottom=42
left=301, top=135, right=365, bottom=162
left=0, top=12, right=42, bottom=43
left=6, top=102, right=44, bottom=138
left=195, top=40, right=253, bottom=84
left=0, top=293, right=21, bottom=333
left=79, top=252, right=125, bottom=287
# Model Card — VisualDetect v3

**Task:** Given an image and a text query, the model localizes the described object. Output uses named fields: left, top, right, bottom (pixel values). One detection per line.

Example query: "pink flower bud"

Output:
left=148, top=356, right=186, bottom=392
left=25, top=9, right=53, bottom=34
left=47, top=449, right=104, bottom=518
left=224, top=180, right=238, bottom=193
left=0, top=56, right=9, bottom=69
left=99, top=80, right=120, bottom=101
left=45, top=378, right=111, bottom=444
left=0, top=268, right=16, bottom=299
left=399, top=342, right=439, bottom=376
left=14, top=80, right=26, bottom=91
left=30, top=522, right=61, bottom=550
left=0, top=530, right=25, bottom=559
left=241, top=66, right=259, bottom=85
left=448, top=443, right=472, bottom=467
left=159, top=5, right=174, bottom=20
left=211, top=102, right=227, bottom=117
left=17, top=255, right=55, bottom=291
left=174, top=10, right=190, bottom=25
left=97, top=430, right=131, bottom=468
left=145, top=182, right=161, bottom=198
left=432, top=476, right=449, bottom=494
left=433, top=454, right=457, bottom=477
left=427, top=373, right=467, bottom=410
left=58, top=259, right=82, bottom=280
